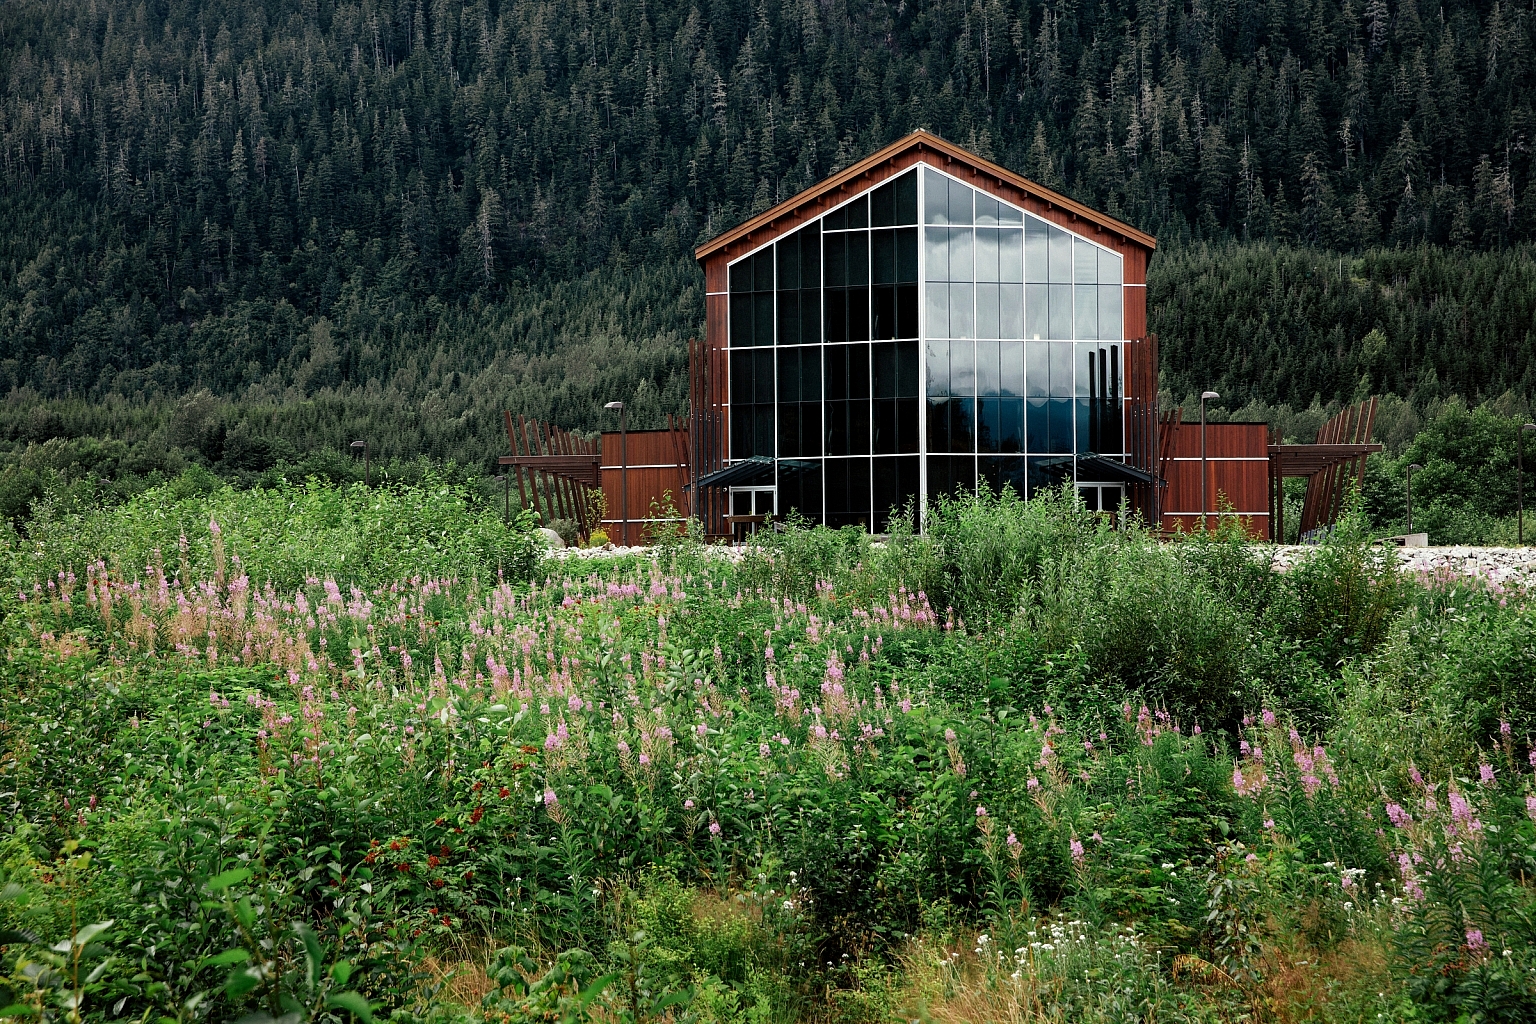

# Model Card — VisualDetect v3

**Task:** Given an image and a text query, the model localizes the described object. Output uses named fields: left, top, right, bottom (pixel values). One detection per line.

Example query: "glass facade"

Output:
left=727, top=164, right=1127, bottom=529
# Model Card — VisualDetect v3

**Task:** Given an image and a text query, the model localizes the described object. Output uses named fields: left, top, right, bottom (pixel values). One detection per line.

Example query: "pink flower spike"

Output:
left=1070, top=838, right=1085, bottom=866
left=1479, top=763, right=1495, bottom=787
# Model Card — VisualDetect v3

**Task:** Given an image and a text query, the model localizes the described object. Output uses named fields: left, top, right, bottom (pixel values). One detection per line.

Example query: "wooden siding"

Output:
left=599, top=428, right=690, bottom=547
left=1160, top=421, right=1271, bottom=539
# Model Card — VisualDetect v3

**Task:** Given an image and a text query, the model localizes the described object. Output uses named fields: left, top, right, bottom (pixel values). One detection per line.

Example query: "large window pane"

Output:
left=924, top=227, right=947, bottom=281
left=1000, top=341, right=1024, bottom=397
left=949, top=283, right=975, bottom=339
left=871, top=177, right=896, bottom=227
left=950, top=398, right=976, bottom=452
left=976, top=283, right=1000, bottom=339
left=1098, top=246, right=1122, bottom=285
left=1074, top=239, right=1099, bottom=283
left=1026, top=398, right=1047, bottom=452
left=848, top=286, right=869, bottom=341
left=1025, top=284, right=1049, bottom=340
left=999, top=202, right=1022, bottom=226
left=1000, top=398, right=1024, bottom=452
left=1025, top=217, right=1049, bottom=282
left=896, top=172, right=918, bottom=225
left=800, top=223, right=821, bottom=286
left=950, top=339, right=976, bottom=395
left=975, top=228, right=999, bottom=282
left=976, top=340, right=1001, bottom=396
left=948, top=178, right=974, bottom=225
left=800, top=290, right=820, bottom=344
left=1050, top=341, right=1073, bottom=397
left=1049, top=284, right=1073, bottom=339
left=825, top=233, right=847, bottom=287
left=1048, top=225, right=1073, bottom=282
left=778, top=347, right=801, bottom=403
left=947, top=228, right=974, bottom=282
left=1074, top=285, right=1098, bottom=341
left=999, top=229, right=1023, bottom=282
left=1099, top=285, right=1123, bottom=340
left=731, top=293, right=753, bottom=346
left=845, top=195, right=869, bottom=229
left=924, top=168, right=949, bottom=224
left=755, top=292, right=775, bottom=345
left=873, top=342, right=897, bottom=398
left=925, top=340, right=949, bottom=396
left=730, top=260, right=752, bottom=294
left=777, top=291, right=801, bottom=346
left=755, top=349, right=775, bottom=403
left=873, top=285, right=896, bottom=340
left=897, top=340, right=919, bottom=396
left=800, top=405, right=822, bottom=455
left=1025, top=341, right=1048, bottom=398
left=978, top=397, right=1001, bottom=453
left=927, top=398, right=950, bottom=451
left=872, top=230, right=896, bottom=284
left=1000, top=285, right=1023, bottom=339
left=1048, top=399, right=1073, bottom=453
left=897, top=284, right=918, bottom=338
left=826, top=289, right=847, bottom=343
left=925, top=282, right=948, bottom=339
left=975, top=192, right=1000, bottom=226
left=777, top=237, right=801, bottom=289
left=847, top=231, right=869, bottom=285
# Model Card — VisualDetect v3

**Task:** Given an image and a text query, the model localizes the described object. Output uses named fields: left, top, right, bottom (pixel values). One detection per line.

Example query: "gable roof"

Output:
left=694, top=129, right=1156, bottom=262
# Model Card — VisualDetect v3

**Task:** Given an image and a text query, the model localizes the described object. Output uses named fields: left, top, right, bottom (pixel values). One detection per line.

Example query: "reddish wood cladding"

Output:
left=1123, top=286, right=1146, bottom=341
left=705, top=259, right=727, bottom=294
left=599, top=429, right=690, bottom=547
left=1159, top=422, right=1271, bottom=540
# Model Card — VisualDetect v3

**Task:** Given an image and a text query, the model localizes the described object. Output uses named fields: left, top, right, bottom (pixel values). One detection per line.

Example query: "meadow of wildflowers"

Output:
left=1, top=477, right=1534, bottom=1023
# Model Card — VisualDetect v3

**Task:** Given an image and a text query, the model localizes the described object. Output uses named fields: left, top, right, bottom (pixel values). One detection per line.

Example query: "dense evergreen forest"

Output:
left=3, top=0, right=1536, bottom=537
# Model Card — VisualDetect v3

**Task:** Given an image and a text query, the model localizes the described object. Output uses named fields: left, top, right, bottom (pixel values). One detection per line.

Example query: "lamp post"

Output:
left=605, top=401, right=627, bottom=546
left=1200, top=391, right=1220, bottom=531
left=1406, top=463, right=1422, bottom=536
left=1520, top=423, right=1536, bottom=545
left=349, top=440, right=369, bottom=487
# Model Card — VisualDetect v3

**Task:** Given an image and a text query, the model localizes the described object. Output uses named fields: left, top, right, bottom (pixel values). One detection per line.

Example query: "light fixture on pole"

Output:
left=1200, top=391, right=1220, bottom=531
left=605, top=401, right=627, bottom=546
left=1406, top=463, right=1422, bottom=536
left=1519, top=423, right=1536, bottom=545
left=349, top=440, right=369, bottom=487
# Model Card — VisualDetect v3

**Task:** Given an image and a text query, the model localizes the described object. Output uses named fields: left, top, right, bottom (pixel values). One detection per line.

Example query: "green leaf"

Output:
left=328, top=960, right=353, bottom=986
left=324, top=990, right=374, bottom=1023
left=225, top=966, right=262, bottom=999
left=291, top=922, right=323, bottom=992
left=0, top=1004, right=40, bottom=1017
left=200, top=948, right=251, bottom=970
left=206, top=868, right=252, bottom=893
left=72, top=921, right=113, bottom=948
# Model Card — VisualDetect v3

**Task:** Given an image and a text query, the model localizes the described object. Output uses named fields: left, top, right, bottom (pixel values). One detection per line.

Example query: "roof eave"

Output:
left=693, top=130, right=1156, bottom=262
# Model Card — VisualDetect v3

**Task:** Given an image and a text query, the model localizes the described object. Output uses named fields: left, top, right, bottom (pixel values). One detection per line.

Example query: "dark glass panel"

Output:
left=733, top=490, right=753, bottom=515
left=895, top=171, right=918, bottom=225
left=872, top=230, right=896, bottom=284
left=754, top=249, right=775, bottom=290
left=730, top=349, right=754, bottom=399
left=927, top=398, right=950, bottom=451
left=756, top=405, right=776, bottom=457
left=801, top=349, right=821, bottom=401
left=925, top=339, right=949, bottom=397
left=824, top=204, right=847, bottom=231
left=874, top=398, right=896, bottom=454
left=950, top=397, right=976, bottom=452
left=1081, top=485, right=1100, bottom=511
left=754, top=291, right=775, bottom=346
left=1000, top=398, right=1024, bottom=452
left=896, top=397, right=919, bottom=452
left=950, top=339, right=975, bottom=396
left=978, top=397, right=1001, bottom=453
left=1026, top=398, right=1048, bottom=452
left=800, top=290, right=820, bottom=343
left=1048, top=398, right=1073, bottom=453
left=847, top=232, right=869, bottom=285
left=848, top=344, right=870, bottom=400
left=800, top=222, right=821, bottom=285
left=1077, top=397, right=1092, bottom=453
left=849, top=399, right=870, bottom=454
left=776, top=236, right=800, bottom=290
left=730, top=260, right=752, bottom=294
left=873, top=455, right=919, bottom=532
left=824, top=233, right=847, bottom=287
left=979, top=455, right=1027, bottom=497
left=871, top=179, right=896, bottom=227
left=778, top=403, right=800, bottom=457
left=731, top=293, right=753, bottom=346
left=800, top=404, right=822, bottom=456
left=825, top=345, right=848, bottom=401
left=896, top=227, right=918, bottom=282
left=848, top=286, right=870, bottom=341
left=779, top=462, right=823, bottom=525
left=731, top=404, right=753, bottom=459
left=755, top=349, right=775, bottom=404
left=873, top=285, right=896, bottom=340
left=777, top=347, right=800, bottom=403
left=896, top=340, right=919, bottom=397
left=872, top=343, right=896, bottom=399
left=896, top=284, right=918, bottom=339
left=846, top=195, right=869, bottom=228
left=777, top=291, right=800, bottom=346
left=825, top=289, right=847, bottom=343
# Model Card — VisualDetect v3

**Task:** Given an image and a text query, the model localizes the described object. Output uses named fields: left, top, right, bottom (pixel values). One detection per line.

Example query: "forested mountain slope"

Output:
left=3, top=0, right=1536, bottom=433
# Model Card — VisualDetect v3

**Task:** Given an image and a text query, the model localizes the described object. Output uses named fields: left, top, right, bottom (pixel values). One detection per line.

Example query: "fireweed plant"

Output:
left=1, top=481, right=1534, bottom=1022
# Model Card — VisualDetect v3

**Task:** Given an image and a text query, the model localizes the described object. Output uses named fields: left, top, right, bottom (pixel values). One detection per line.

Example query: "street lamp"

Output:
left=1200, top=391, right=1220, bottom=531
left=350, top=440, right=369, bottom=487
left=1406, top=463, right=1422, bottom=536
left=605, top=401, right=627, bottom=546
left=1519, top=423, right=1536, bottom=545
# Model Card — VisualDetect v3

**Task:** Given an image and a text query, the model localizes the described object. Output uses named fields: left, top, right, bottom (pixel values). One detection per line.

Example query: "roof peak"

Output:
left=695, top=130, right=1155, bottom=261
